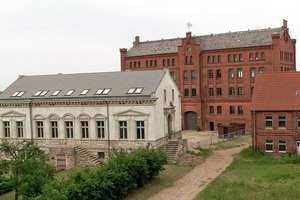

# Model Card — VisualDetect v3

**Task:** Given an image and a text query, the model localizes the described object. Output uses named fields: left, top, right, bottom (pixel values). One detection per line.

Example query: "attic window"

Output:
left=51, top=90, right=61, bottom=96
left=65, top=90, right=75, bottom=96
left=127, top=87, right=144, bottom=94
left=11, top=91, right=25, bottom=97
left=81, top=89, right=89, bottom=95
left=95, top=88, right=111, bottom=95
left=34, top=90, right=48, bottom=96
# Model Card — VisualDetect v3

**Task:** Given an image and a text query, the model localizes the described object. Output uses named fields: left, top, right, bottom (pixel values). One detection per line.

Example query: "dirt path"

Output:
left=148, top=145, right=247, bottom=200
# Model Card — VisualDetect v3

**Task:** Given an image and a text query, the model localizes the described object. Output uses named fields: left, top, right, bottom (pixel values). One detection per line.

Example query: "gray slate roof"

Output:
left=0, top=70, right=166, bottom=100
left=126, top=27, right=283, bottom=57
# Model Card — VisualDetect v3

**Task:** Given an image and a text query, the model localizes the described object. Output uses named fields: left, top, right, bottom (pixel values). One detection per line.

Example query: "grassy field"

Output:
left=195, top=148, right=300, bottom=200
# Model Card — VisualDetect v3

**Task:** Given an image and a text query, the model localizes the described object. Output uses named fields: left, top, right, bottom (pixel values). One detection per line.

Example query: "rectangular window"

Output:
left=97, top=121, right=105, bottom=138
left=216, top=69, right=222, bottom=79
left=164, top=90, right=167, bottom=103
left=217, top=88, right=222, bottom=96
left=265, top=116, right=273, bottom=128
left=3, top=121, right=10, bottom=137
left=170, top=72, right=176, bottom=81
left=251, top=68, right=256, bottom=78
left=265, top=140, right=273, bottom=152
left=209, top=88, right=214, bottom=97
left=233, top=54, right=238, bottom=62
left=81, top=121, right=89, bottom=138
left=217, top=106, right=222, bottom=115
left=36, top=121, right=44, bottom=138
left=172, top=89, right=174, bottom=101
left=16, top=121, right=24, bottom=138
left=65, top=121, right=74, bottom=138
left=261, top=52, right=266, bottom=60
left=230, top=106, right=235, bottom=115
left=51, top=121, right=58, bottom=138
left=184, top=71, right=189, bottom=80
left=279, top=140, right=286, bottom=152
left=238, top=87, right=243, bottom=96
left=119, top=121, right=128, bottom=139
left=239, top=54, right=243, bottom=61
left=229, top=69, right=234, bottom=78
left=184, top=89, right=189, bottom=97
left=259, top=67, right=266, bottom=73
left=228, top=54, right=232, bottom=62
left=238, top=106, right=243, bottom=115
left=229, top=87, right=235, bottom=96
left=237, top=68, right=243, bottom=78
left=298, top=116, right=300, bottom=128
left=191, top=88, right=196, bottom=97
left=209, top=106, right=214, bottom=115
left=208, top=70, right=214, bottom=79
left=136, top=121, right=145, bottom=139
left=279, top=116, right=286, bottom=128
left=191, top=70, right=196, bottom=79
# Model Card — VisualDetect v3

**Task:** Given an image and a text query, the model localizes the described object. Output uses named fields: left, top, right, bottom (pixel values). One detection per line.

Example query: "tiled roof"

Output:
left=126, top=27, right=282, bottom=57
left=251, top=72, right=300, bottom=111
left=0, top=70, right=166, bottom=100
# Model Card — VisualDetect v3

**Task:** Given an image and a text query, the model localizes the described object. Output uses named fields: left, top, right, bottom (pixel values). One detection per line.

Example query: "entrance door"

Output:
left=185, top=112, right=197, bottom=130
left=297, top=141, right=300, bottom=154
left=56, top=154, right=66, bottom=171
left=209, top=122, right=214, bottom=131
left=168, top=114, right=172, bottom=139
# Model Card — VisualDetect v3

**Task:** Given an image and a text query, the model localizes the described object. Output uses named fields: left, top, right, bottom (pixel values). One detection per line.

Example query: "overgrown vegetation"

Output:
left=196, top=147, right=300, bottom=200
left=35, top=148, right=167, bottom=200
left=0, top=140, right=55, bottom=200
left=188, top=147, right=213, bottom=158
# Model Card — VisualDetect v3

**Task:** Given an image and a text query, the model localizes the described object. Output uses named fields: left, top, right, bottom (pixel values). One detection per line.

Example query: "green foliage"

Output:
left=240, top=146, right=265, bottom=158
left=0, top=139, right=55, bottom=200
left=36, top=148, right=167, bottom=200
left=0, top=175, right=13, bottom=195
left=188, top=147, right=213, bottom=158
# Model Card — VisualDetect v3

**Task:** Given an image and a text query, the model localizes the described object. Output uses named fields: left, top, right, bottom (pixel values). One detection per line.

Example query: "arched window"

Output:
left=190, top=56, right=193, bottom=64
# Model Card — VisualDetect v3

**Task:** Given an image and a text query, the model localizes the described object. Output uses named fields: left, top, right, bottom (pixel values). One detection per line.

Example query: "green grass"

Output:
left=195, top=148, right=300, bottom=200
left=213, top=135, right=251, bottom=150
left=125, top=164, right=194, bottom=200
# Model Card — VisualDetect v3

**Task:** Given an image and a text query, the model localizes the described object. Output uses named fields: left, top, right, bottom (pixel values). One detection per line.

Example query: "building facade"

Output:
left=251, top=72, right=300, bottom=154
left=0, top=70, right=181, bottom=169
left=120, top=19, right=296, bottom=131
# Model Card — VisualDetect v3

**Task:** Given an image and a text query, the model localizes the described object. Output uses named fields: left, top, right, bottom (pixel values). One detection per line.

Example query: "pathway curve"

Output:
left=148, top=145, right=247, bottom=200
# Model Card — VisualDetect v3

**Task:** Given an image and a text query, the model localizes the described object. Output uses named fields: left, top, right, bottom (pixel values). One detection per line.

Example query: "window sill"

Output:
left=278, top=127, right=286, bottom=130
left=265, top=127, right=273, bottom=130
left=265, top=150, right=273, bottom=153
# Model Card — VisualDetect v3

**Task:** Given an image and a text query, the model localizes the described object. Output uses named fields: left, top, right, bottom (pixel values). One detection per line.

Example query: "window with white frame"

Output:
left=81, top=121, right=89, bottom=138
left=279, top=140, right=286, bottom=152
left=119, top=121, right=128, bottom=139
left=265, top=116, right=273, bottom=128
left=96, top=121, right=105, bottom=139
left=238, top=87, right=243, bottom=96
left=51, top=121, right=58, bottom=138
left=3, top=121, right=10, bottom=137
left=36, top=121, right=44, bottom=138
left=229, top=69, right=234, bottom=78
left=237, top=68, right=243, bottom=78
left=229, top=87, right=235, bottom=96
left=265, top=140, right=273, bottom=152
left=251, top=68, right=256, bottom=78
left=16, top=121, right=24, bottom=138
left=136, top=121, right=145, bottom=139
left=65, top=121, right=74, bottom=138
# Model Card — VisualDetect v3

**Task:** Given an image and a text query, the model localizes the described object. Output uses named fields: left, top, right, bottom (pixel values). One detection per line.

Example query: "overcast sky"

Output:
left=0, top=0, right=299, bottom=91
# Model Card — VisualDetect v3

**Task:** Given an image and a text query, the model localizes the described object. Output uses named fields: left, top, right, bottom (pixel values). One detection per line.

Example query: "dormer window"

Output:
left=65, top=90, right=74, bottom=96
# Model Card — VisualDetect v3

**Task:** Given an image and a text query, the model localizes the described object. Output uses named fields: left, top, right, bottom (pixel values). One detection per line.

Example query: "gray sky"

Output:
left=0, top=0, right=299, bottom=91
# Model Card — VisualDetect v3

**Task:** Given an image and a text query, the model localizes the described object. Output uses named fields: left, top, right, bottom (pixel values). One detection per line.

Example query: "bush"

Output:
left=0, top=176, right=13, bottom=195
left=240, top=146, right=265, bottom=158
left=37, top=148, right=167, bottom=200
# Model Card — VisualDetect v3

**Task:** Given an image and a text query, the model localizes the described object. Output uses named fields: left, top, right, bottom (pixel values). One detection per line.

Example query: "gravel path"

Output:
left=148, top=145, right=247, bottom=200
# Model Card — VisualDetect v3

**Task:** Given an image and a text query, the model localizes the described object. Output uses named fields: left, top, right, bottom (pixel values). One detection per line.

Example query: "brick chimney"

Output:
left=283, top=19, right=287, bottom=29
left=133, top=36, right=140, bottom=46
left=186, top=32, right=192, bottom=39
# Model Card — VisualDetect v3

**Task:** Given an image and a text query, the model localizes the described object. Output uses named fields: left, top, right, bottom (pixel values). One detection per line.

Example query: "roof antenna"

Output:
left=187, top=22, right=193, bottom=32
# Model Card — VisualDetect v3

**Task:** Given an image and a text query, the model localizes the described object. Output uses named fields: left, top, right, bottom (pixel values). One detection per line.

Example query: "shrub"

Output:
left=0, top=176, right=13, bottom=195
left=240, top=146, right=265, bottom=158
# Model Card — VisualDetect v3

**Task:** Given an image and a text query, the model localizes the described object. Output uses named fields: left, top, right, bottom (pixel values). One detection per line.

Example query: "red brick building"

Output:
left=251, top=72, right=300, bottom=154
left=120, top=20, right=296, bottom=131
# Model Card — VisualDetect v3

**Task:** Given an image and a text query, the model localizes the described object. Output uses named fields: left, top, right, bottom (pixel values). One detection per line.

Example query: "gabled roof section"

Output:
left=126, top=27, right=283, bottom=57
left=251, top=72, right=300, bottom=111
left=0, top=70, right=166, bottom=100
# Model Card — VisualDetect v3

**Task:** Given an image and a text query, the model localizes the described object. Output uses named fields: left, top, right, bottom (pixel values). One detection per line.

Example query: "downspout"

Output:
left=29, top=99, right=33, bottom=141
left=106, top=102, right=110, bottom=157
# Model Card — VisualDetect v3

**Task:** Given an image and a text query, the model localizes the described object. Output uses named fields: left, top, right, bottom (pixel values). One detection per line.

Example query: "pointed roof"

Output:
left=251, top=72, right=300, bottom=111
left=126, top=27, right=283, bottom=57
left=0, top=70, right=167, bottom=100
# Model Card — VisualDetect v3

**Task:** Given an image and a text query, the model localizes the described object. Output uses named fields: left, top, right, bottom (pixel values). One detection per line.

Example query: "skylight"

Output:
left=51, top=90, right=61, bottom=96
left=33, top=90, right=48, bottom=97
left=95, top=88, right=111, bottom=95
left=81, top=89, right=89, bottom=95
left=40, top=91, right=48, bottom=96
left=11, top=91, right=25, bottom=97
left=127, top=87, right=143, bottom=94
left=65, top=90, right=75, bottom=96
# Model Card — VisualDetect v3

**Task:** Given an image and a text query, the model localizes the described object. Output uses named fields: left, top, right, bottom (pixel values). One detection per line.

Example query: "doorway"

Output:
left=209, top=122, right=214, bottom=131
left=185, top=112, right=197, bottom=130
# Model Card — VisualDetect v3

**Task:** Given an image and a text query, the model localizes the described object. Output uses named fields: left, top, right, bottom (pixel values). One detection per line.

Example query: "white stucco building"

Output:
left=0, top=69, right=181, bottom=169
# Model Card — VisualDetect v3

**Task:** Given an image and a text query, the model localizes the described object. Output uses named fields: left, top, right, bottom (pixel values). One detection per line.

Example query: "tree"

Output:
left=0, top=140, right=55, bottom=200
